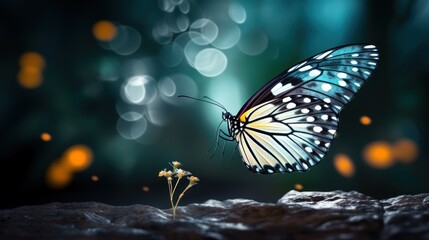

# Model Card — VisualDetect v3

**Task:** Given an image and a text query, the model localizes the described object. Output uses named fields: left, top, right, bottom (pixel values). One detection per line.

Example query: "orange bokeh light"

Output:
left=333, top=153, right=355, bottom=177
left=17, top=67, right=43, bottom=89
left=142, top=186, right=150, bottom=192
left=92, top=20, right=117, bottom=41
left=363, top=141, right=394, bottom=169
left=46, top=162, right=73, bottom=189
left=63, top=144, right=93, bottom=172
left=393, top=139, right=418, bottom=164
left=19, top=52, right=45, bottom=70
left=91, top=175, right=99, bottom=182
left=294, top=183, right=303, bottom=191
left=41, top=132, right=52, bottom=141
left=360, top=116, right=372, bottom=125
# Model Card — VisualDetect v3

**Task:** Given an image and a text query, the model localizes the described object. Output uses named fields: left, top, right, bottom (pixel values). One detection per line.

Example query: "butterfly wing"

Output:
left=238, top=44, right=379, bottom=116
left=236, top=44, right=379, bottom=174
left=237, top=95, right=338, bottom=173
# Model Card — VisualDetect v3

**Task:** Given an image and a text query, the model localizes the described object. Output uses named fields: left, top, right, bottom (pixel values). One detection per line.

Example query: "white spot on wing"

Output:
left=323, top=98, right=331, bottom=103
left=271, top=83, right=282, bottom=93
left=364, top=45, right=376, bottom=49
left=305, top=146, right=313, bottom=153
left=286, top=102, right=296, bottom=109
left=321, top=115, right=328, bottom=120
left=313, top=126, right=323, bottom=133
left=321, top=83, right=332, bottom=92
left=272, top=83, right=293, bottom=96
left=299, top=65, right=313, bottom=72
left=301, top=108, right=310, bottom=114
left=302, top=162, right=309, bottom=169
left=303, top=98, right=311, bottom=103
left=370, top=53, right=378, bottom=57
left=309, top=69, right=321, bottom=77
left=352, top=53, right=359, bottom=57
left=315, top=105, right=322, bottom=110
left=351, top=60, right=358, bottom=65
left=288, top=61, right=307, bottom=72
left=306, top=116, right=315, bottom=122
left=283, top=97, right=292, bottom=102
left=368, top=62, right=376, bottom=65
left=352, top=67, right=358, bottom=72
left=338, top=80, right=347, bottom=87
left=315, top=50, right=333, bottom=60
left=337, top=72, right=347, bottom=79
left=328, top=129, right=336, bottom=134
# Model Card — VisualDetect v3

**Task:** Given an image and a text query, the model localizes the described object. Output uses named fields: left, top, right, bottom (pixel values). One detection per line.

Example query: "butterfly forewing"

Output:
left=237, top=44, right=379, bottom=116
left=235, top=44, right=378, bottom=174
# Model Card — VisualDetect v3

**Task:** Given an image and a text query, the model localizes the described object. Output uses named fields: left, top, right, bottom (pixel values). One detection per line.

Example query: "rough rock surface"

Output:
left=0, top=191, right=428, bottom=240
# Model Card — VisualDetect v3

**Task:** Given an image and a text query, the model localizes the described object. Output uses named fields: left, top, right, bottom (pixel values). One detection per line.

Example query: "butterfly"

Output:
left=182, top=44, right=379, bottom=174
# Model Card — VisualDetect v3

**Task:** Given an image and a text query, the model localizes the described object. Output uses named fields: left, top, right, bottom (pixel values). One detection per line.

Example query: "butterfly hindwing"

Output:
left=237, top=95, right=338, bottom=174
left=234, top=44, right=378, bottom=174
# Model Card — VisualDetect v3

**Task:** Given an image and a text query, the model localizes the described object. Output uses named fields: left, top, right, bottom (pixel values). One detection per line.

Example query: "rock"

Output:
left=0, top=191, right=428, bottom=239
left=381, top=194, right=429, bottom=239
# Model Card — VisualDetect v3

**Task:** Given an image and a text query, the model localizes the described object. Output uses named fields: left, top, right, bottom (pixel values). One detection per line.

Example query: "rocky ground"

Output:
left=0, top=190, right=428, bottom=239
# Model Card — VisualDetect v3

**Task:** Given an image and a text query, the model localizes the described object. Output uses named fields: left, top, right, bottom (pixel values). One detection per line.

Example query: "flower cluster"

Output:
left=158, top=161, right=199, bottom=219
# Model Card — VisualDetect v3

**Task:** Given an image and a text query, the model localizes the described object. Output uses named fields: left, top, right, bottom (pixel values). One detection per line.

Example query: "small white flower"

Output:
left=158, top=169, right=166, bottom=177
left=175, top=169, right=191, bottom=178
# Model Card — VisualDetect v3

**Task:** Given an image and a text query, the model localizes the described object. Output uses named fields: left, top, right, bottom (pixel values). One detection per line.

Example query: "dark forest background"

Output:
left=1, top=0, right=428, bottom=209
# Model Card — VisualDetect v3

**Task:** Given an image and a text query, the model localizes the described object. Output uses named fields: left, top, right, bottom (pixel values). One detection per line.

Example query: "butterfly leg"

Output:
left=209, top=133, right=222, bottom=160
left=208, top=120, right=224, bottom=153
left=209, top=140, right=219, bottom=160
left=209, top=130, right=233, bottom=160
left=219, top=140, right=228, bottom=167
left=221, top=140, right=227, bottom=156
left=220, top=130, right=234, bottom=141
left=227, top=142, right=239, bottom=163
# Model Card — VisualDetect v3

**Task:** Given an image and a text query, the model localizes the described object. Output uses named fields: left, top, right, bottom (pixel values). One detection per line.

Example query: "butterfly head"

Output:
left=222, top=112, right=232, bottom=121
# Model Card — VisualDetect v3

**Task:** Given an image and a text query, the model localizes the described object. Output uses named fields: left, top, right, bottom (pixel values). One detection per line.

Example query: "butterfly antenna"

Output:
left=178, top=95, right=227, bottom=112
left=202, top=96, right=227, bottom=111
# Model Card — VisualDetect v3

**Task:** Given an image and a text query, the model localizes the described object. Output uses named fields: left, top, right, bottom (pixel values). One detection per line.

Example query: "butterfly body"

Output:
left=218, top=44, right=379, bottom=174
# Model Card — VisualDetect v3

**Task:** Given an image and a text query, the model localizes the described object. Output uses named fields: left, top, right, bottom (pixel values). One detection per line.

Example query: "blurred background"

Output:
left=1, top=0, right=428, bottom=209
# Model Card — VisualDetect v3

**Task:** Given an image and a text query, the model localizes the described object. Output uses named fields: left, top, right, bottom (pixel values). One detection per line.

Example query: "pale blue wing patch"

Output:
left=270, top=45, right=379, bottom=113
